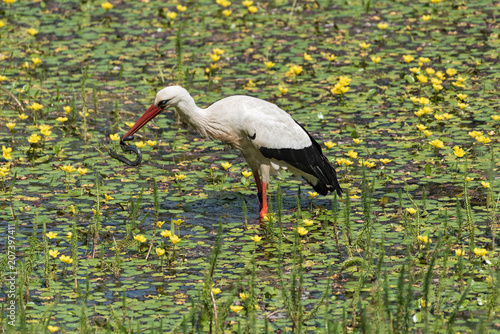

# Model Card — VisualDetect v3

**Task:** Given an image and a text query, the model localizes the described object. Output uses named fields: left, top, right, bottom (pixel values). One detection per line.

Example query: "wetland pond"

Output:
left=0, top=0, right=499, bottom=332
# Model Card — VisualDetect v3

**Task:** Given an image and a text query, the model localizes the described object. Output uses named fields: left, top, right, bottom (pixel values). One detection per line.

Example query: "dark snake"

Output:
left=108, top=136, right=142, bottom=166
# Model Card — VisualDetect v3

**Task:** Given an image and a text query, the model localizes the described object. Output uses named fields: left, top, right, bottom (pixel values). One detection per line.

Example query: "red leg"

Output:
left=260, top=181, right=268, bottom=219
left=252, top=169, right=266, bottom=218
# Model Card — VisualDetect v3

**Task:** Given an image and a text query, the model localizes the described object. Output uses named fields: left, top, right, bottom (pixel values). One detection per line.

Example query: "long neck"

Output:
left=174, top=95, right=239, bottom=147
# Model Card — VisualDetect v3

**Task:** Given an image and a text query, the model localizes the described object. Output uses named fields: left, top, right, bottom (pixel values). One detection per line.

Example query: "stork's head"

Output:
left=123, top=86, right=188, bottom=141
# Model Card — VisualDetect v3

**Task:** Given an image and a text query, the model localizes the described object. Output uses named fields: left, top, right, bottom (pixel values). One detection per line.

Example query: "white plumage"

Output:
left=123, top=86, right=342, bottom=219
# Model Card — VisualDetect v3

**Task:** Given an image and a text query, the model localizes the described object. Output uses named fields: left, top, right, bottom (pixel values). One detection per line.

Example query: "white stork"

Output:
left=122, top=86, right=342, bottom=219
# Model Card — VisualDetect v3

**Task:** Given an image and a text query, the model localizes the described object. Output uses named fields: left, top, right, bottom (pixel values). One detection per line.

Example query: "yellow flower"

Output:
left=430, top=0, right=441, bottom=3
left=56, top=117, right=68, bottom=123
left=221, top=162, right=232, bottom=170
left=0, top=21, right=4, bottom=29
left=425, top=68, right=435, bottom=76
left=28, top=133, right=41, bottom=144
left=371, top=56, right=381, bottom=64
left=28, top=102, right=44, bottom=111
left=60, top=165, right=75, bottom=174
left=39, top=124, right=52, bottom=132
left=46, top=231, right=57, bottom=239
left=247, top=5, right=258, bottom=13
left=446, top=68, right=457, bottom=76
left=435, top=71, right=445, bottom=80
left=457, top=102, right=468, bottom=110
left=0, top=75, right=7, bottom=82
left=59, top=255, right=73, bottom=264
left=239, top=292, right=248, bottom=301
left=278, top=85, right=289, bottom=95
left=409, top=67, right=420, bottom=74
left=210, top=53, right=221, bottom=62
left=303, top=219, right=314, bottom=226
left=133, top=234, right=147, bottom=243
left=473, top=248, right=487, bottom=257
left=288, top=65, right=302, bottom=76
left=491, top=115, right=500, bottom=122
left=18, top=113, right=28, bottom=120
left=296, top=227, right=308, bottom=236
left=308, top=191, right=319, bottom=199
left=27, top=28, right=38, bottom=36
left=264, top=61, right=275, bottom=69
left=242, top=170, right=252, bottom=178
left=109, top=133, right=120, bottom=141
left=416, top=124, right=427, bottom=131
left=432, top=84, right=443, bottom=91
left=359, top=42, right=371, bottom=49
left=481, top=181, right=490, bottom=188
left=147, top=140, right=157, bottom=147
left=419, top=57, right=431, bottom=64
left=156, top=248, right=165, bottom=257
left=49, top=249, right=60, bottom=258
left=455, top=249, right=463, bottom=257
left=135, top=141, right=146, bottom=149
left=406, top=208, right=417, bottom=215
left=47, top=325, right=59, bottom=333
left=66, top=232, right=72, bottom=240
left=173, top=219, right=184, bottom=225
left=429, top=139, right=444, bottom=149
left=417, top=235, right=432, bottom=244
left=421, top=15, right=431, bottom=22
left=70, top=205, right=76, bottom=215
left=403, top=55, right=414, bottom=63
left=346, top=150, right=358, bottom=159
left=77, top=167, right=88, bottom=176
left=442, top=113, right=453, bottom=120
left=167, top=11, right=177, bottom=19
left=104, top=194, right=114, bottom=201
left=160, top=230, right=172, bottom=238
left=434, top=114, right=445, bottom=121
left=169, top=235, right=181, bottom=245
left=211, top=287, right=221, bottom=295
left=468, top=131, right=482, bottom=138
left=101, top=1, right=113, bottom=10
left=416, top=74, right=428, bottom=83
left=212, top=48, right=224, bottom=55
left=377, top=22, right=388, bottom=30
left=465, top=176, right=473, bottom=183
left=31, top=57, right=42, bottom=66
left=304, top=52, right=312, bottom=61
left=156, top=221, right=166, bottom=228
left=176, top=4, right=187, bottom=12
left=2, top=146, right=12, bottom=160
left=242, top=0, right=253, bottom=7
left=63, top=106, right=72, bottom=114
left=175, top=174, right=187, bottom=181
left=222, top=9, right=232, bottom=16
left=453, top=146, right=465, bottom=158
left=414, top=109, right=425, bottom=118
left=230, top=305, right=244, bottom=313
left=324, top=141, right=336, bottom=149
left=336, top=158, right=354, bottom=166
left=456, top=93, right=467, bottom=101
left=250, top=235, right=262, bottom=243
left=379, top=158, right=392, bottom=165
left=326, top=54, right=337, bottom=62
left=217, top=0, right=231, bottom=8
left=423, top=130, right=432, bottom=137
left=40, top=129, right=52, bottom=137
left=477, top=135, right=491, bottom=144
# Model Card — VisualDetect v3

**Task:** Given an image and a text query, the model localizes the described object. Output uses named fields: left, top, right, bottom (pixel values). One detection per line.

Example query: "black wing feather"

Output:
left=259, top=121, right=342, bottom=196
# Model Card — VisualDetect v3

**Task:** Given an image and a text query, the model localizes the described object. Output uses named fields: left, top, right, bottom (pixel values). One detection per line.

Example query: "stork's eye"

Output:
left=157, top=100, right=169, bottom=108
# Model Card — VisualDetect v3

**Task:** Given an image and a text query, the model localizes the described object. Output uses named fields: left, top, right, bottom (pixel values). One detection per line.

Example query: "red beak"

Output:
left=123, top=103, right=162, bottom=140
